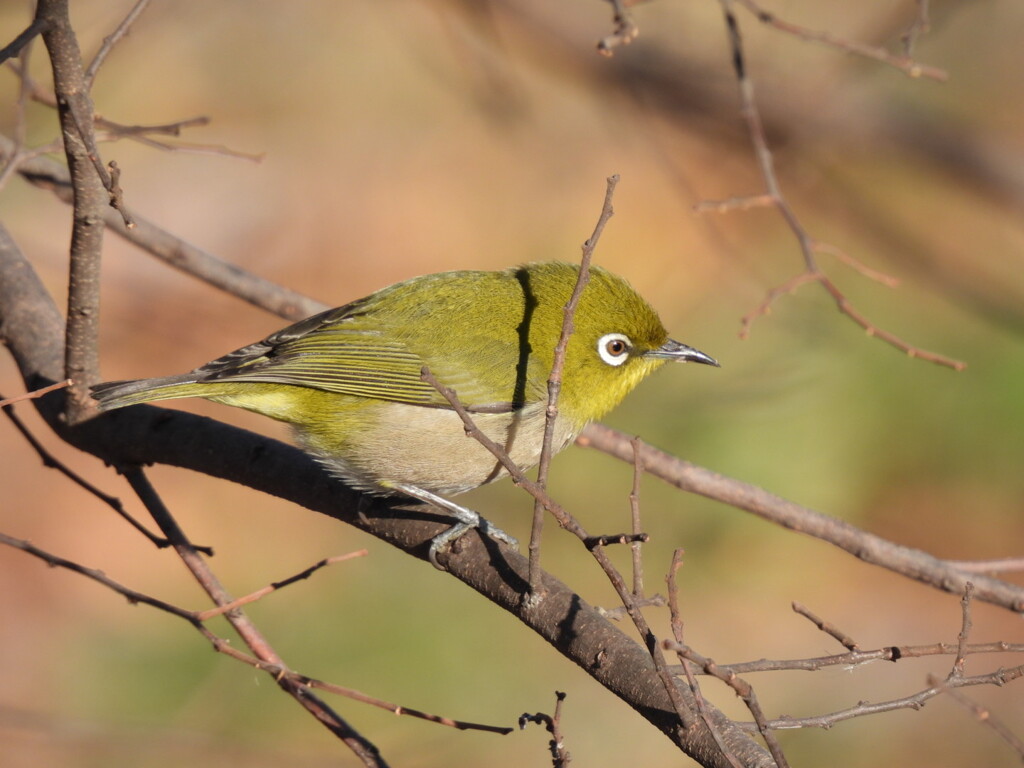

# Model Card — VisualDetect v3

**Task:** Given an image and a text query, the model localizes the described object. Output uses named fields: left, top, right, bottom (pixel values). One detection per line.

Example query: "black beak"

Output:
left=645, top=339, right=720, bottom=367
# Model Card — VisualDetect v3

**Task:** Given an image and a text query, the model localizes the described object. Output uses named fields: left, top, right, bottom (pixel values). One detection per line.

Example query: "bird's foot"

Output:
left=391, top=483, right=518, bottom=569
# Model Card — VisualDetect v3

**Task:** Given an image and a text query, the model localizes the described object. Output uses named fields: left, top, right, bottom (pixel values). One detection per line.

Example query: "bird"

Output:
left=91, top=262, right=718, bottom=565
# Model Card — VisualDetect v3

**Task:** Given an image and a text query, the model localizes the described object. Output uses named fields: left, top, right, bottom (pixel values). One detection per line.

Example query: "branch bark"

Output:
left=37, top=0, right=107, bottom=419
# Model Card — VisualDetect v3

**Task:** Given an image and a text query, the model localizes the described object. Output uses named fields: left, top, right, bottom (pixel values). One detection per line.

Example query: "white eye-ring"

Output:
left=598, top=333, right=632, bottom=366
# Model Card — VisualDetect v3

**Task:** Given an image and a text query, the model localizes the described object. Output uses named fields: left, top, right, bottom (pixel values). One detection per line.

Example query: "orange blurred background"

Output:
left=2, top=2, right=1023, bottom=766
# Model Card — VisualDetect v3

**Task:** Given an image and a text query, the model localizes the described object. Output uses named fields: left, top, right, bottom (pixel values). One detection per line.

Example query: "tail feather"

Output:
left=90, top=374, right=205, bottom=411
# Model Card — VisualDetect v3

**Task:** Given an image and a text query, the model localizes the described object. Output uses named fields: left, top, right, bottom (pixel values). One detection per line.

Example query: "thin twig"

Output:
left=0, top=17, right=50, bottom=65
left=83, top=0, right=153, bottom=87
left=936, top=681, right=1024, bottom=759
left=734, top=0, right=946, bottom=80
left=951, top=582, right=974, bottom=679
left=596, top=0, right=638, bottom=56
left=1, top=134, right=321, bottom=320
left=901, top=0, right=932, bottom=58
left=665, top=551, right=745, bottom=768
left=672, top=641, right=1024, bottom=676
left=813, top=241, right=899, bottom=288
left=0, top=379, right=71, bottom=407
left=947, top=557, right=1024, bottom=574
left=792, top=602, right=860, bottom=651
left=1, top=396, right=176, bottom=549
left=578, top=423, right=1024, bottom=613
left=585, top=532, right=649, bottom=548
left=528, top=174, right=618, bottom=594
left=0, top=533, right=511, bottom=739
left=419, top=368, right=700, bottom=731
left=596, top=594, right=665, bottom=621
left=745, top=665, right=1024, bottom=731
left=713, top=0, right=964, bottom=370
left=0, top=532, right=203, bottom=621
left=693, top=193, right=775, bottom=214
left=196, top=551, right=369, bottom=620
left=667, top=643, right=790, bottom=767
left=120, top=465, right=385, bottom=764
left=0, top=140, right=63, bottom=191
left=628, top=435, right=645, bottom=597
left=519, top=691, right=572, bottom=767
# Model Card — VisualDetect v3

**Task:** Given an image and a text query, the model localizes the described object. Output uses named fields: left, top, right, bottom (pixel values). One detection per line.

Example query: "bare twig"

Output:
left=666, top=549, right=686, bottom=645
left=1, top=394, right=177, bottom=549
left=578, top=423, right=1024, bottom=613
left=0, top=139, right=63, bottom=191
left=901, top=0, right=932, bottom=57
left=120, top=465, right=385, bottom=764
left=812, top=241, right=899, bottom=288
left=97, top=114, right=211, bottom=137
left=693, top=193, right=775, bottom=214
left=733, top=0, right=946, bottom=80
left=792, top=602, right=860, bottom=652
left=0, top=534, right=511, bottom=739
left=937, top=682, right=1024, bottom=759
left=1, top=531, right=204, bottom=621
left=0, top=17, right=50, bottom=65
left=665, top=551, right=745, bottom=768
left=951, top=582, right=974, bottom=680
left=947, top=557, right=1024, bottom=574
left=674, top=641, right=1024, bottom=676
left=0, top=379, right=71, bottom=407
left=628, top=435, right=645, bottom=596
left=39, top=0, right=133, bottom=229
left=712, top=0, right=964, bottom=370
left=528, top=174, right=618, bottom=593
left=83, top=0, right=153, bottom=87
left=585, top=532, right=649, bottom=548
left=597, top=594, right=665, bottom=621
left=519, top=691, right=572, bottom=767
left=419, top=367, right=700, bottom=732
left=666, top=643, right=790, bottom=767
left=750, top=665, right=1024, bottom=731
left=6, top=61, right=254, bottom=160
left=2, top=28, right=33, bottom=180
left=596, top=0, right=639, bottom=56
left=196, top=550, right=369, bottom=620
left=1, top=135, right=321, bottom=320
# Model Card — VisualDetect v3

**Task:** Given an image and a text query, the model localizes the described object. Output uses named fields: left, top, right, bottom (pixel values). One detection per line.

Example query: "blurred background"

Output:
left=1, top=1, right=1023, bottom=766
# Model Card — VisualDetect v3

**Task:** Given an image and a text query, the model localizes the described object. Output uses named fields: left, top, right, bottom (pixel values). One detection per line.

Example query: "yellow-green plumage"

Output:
left=91, top=262, right=716, bottom=496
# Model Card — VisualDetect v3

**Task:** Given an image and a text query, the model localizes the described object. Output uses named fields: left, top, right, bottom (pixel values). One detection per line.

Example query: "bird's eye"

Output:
left=598, top=333, right=631, bottom=366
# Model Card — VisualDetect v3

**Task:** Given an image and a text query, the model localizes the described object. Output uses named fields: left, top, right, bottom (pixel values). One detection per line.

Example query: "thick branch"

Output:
left=37, top=0, right=107, bottom=417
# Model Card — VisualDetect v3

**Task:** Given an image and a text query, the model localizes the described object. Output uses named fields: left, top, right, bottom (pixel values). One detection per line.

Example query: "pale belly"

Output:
left=296, top=399, right=580, bottom=496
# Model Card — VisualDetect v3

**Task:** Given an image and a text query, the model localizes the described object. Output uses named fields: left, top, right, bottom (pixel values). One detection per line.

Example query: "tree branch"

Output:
left=37, top=0, right=108, bottom=417
left=0, top=134, right=322, bottom=321
left=577, top=423, right=1024, bottom=614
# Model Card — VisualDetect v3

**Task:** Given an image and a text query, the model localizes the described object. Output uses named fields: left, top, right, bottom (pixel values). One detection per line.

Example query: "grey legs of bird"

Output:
left=391, top=483, right=519, bottom=569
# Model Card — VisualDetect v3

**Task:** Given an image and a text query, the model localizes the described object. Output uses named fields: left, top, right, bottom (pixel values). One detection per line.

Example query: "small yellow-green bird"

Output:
left=91, top=262, right=717, bottom=563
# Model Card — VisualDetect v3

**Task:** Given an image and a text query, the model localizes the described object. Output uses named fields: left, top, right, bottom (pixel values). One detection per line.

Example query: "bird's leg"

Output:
left=390, top=483, right=518, bottom=569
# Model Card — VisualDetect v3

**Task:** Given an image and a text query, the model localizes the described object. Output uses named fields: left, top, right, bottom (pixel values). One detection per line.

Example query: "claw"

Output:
left=390, top=483, right=519, bottom=569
